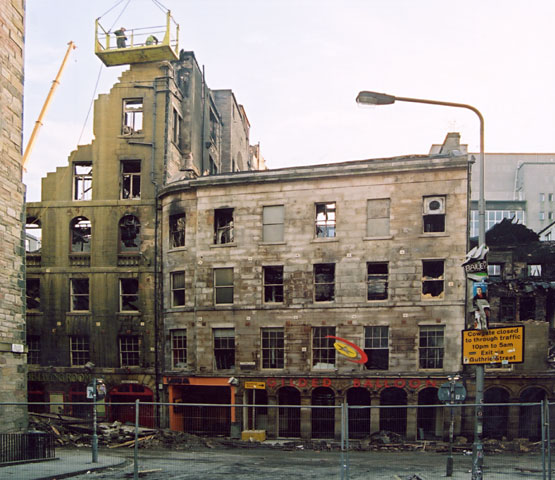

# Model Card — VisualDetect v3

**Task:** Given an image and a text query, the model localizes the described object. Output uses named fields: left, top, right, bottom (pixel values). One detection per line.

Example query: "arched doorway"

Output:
left=312, top=387, right=335, bottom=439
left=380, top=388, right=407, bottom=435
left=347, top=387, right=371, bottom=439
left=27, top=382, right=46, bottom=413
left=483, top=387, right=509, bottom=439
left=108, top=384, right=154, bottom=427
left=278, top=387, right=301, bottom=438
left=417, top=387, right=442, bottom=439
left=245, top=388, right=268, bottom=431
left=519, top=387, right=546, bottom=441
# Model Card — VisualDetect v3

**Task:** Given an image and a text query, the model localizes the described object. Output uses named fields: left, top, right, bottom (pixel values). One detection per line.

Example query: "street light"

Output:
left=357, top=90, right=486, bottom=479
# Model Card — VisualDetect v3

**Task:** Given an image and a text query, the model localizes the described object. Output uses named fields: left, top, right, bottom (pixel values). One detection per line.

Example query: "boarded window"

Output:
left=367, top=199, right=390, bottom=237
left=264, top=266, right=284, bottom=303
left=419, top=326, right=444, bottom=369
left=315, top=203, right=336, bottom=238
left=312, top=326, right=335, bottom=369
left=422, top=260, right=444, bottom=299
left=262, top=328, right=284, bottom=369
left=214, top=268, right=233, bottom=304
left=73, top=163, right=92, bottom=201
left=170, top=213, right=185, bottom=248
left=314, top=263, right=335, bottom=302
left=367, top=262, right=388, bottom=300
left=263, top=205, right=284, bottom=242
left=171, top=271, right=185, bottom=307
left=214, top=328, right=235, bottom=369
left=120, top=278, right=139, bottom=312
left=71, top=278, right=90, bottom=311
left=70, top=217, right=91, bottom=253
left=214, top=208, right=234, bottom=244
left=364, top=326, right=389, bottom=370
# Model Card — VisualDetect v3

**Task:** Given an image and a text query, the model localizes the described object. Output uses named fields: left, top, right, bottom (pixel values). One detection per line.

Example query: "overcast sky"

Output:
left=23, top=0, right=555, bottom=201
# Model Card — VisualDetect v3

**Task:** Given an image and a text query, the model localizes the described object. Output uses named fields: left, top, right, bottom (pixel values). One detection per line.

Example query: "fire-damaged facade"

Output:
left=160, top=145, right=470, bottom=440
left=25, top=50, right=259, bottom=425
left=469, top=218, right=555, bottom=440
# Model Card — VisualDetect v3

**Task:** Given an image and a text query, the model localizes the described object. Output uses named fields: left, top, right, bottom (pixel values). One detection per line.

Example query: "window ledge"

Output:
left=117, top=311, right=141, bottom=315
left=210, top=243, right=237, bottom=248
left=66, top=311, right=91, bottom=315
left=311, top=237, right=338, bottom=243
left=363, top=235, right=393, bottom=241
left=258, top=241, right=286, bottom=246
left=419, top=232, right=449, bottom=238
left=168, top=246, right=187, bottom=253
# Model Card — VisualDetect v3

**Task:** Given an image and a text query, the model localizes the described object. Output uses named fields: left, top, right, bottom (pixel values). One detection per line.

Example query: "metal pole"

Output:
left=134, top=399, right=139, bottom=480
left=92, top=377, right=98, bottom=463
left=340, top=403, right=346, bottom=480
left=447, top=380, right=455, bottom=476
left=547, top=400, right=552, bottom=480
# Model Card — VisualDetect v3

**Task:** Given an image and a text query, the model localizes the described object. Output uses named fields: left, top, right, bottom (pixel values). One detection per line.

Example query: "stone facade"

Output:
left=0, top=0, right=27, bottom=432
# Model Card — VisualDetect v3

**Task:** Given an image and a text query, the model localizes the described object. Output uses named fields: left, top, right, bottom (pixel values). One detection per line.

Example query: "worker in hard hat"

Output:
left=114, top=27, right=127, bottom=48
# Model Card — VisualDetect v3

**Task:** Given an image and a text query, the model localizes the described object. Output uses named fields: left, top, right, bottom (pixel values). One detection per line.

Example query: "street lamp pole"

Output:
left=356, top=91, right=486, bottom=479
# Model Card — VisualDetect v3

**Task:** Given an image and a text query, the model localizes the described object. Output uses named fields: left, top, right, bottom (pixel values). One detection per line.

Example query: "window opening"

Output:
left=528, top=264, right=542, bottom=277
left=25, top=217, right=42, bottom=253
left=73, top=163, right=92, bottom=200
left=262, top=328, right=284, bottom=369
left=367, top=262, right=388, bottom=300
left=169, top=213, right=185, bottom=248
left=120, top=278, right=139, bottom=311
left=499, top=297, right=515, bottom=322
left=70, top=216, right=91, bottom=252
left=419, top=326, right=444, bottom=369
left=172, top=108, right=182, bottom=146
left=314, top=263, right=335, bottom=302
left=364, top=326, right=389, bottom=370
left=214, top=268, right=233, bottom=304
left=171, top=330, right=187, bottom=368
left=70, top=336, right=90, bottom=366
left=312, top=326, right=335, bottom=369
left=488, top=264, right=502, bottom=277
left=26, top=278, right=40, bottom=310
left=423, top=196, right=446, bottom=233
left=121, top=160, right=141, bottom=199
left=264, top=266, right=284, bottom=303
left=214, top=328, right=235, bottom=369
left=315, top=202, right=336, bottom=238
left=262, top=205, right=284, bottom=242
left=520, top=297, right=536, bottom=321
left=119, top=215, right=141, bottom=251
left=422, top=260, right=444, bottom=299
left=70, top=278, right=90, bottom=311
left=171, top=271, right=185, bottom=307
left=214, top=208, right=234, bottom=244
left=122, top=99, right=143, bottom=135
left=120, top=336, right=140, bottom=367
left=367, top=199, right=390, bottom=237
left=27, top=335, right=41, bottom=364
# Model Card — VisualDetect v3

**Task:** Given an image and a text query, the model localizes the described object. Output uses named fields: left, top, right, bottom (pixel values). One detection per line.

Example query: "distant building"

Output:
left=0, top=0, right=27, bottom=432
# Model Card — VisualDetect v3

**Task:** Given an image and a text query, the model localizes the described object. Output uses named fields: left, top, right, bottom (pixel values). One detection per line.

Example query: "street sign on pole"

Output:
left=462, top=326, right=524, bottom=365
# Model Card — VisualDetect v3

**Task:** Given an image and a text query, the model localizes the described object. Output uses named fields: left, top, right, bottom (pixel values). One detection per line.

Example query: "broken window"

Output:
left=70, top=278, right=90, bottom=311
left=367, top=199, right=390, bottom=237
left=73, top=163, right=92, bottom=200
left=172, top=108, right=182, bottom=146
left=367, top=262, right=388, bottom=301
left=214, top=328, right=235, bottom=370
left=209, top=156, right=218, bottom=175
left=528, top=264, right=542, bottom=277
left=214, top=208, right=234, bottom=244
left=422, top=260, right=444, bottom=299
left=419, top=326, right=444, bottom=369
left=488, top=264, right=502, bottom=278
left=122, top=99, right=143, bottom=135
left=119, top=215, right=141, bottom=252
left=120, top=278, right=139, bottom=312
left=27, top=335, right=40, bottom=364
left=26, top=278, right=40, bottom=310
left=312, top=326, right=335, bottom=369
left=169, top=213, right=186, bottom=248
left=364, top=326, right=389, bottom=370
left=315, top=202, right=336, bottom=238
left=263, top=266, right=284, bottom=303
left=314, top=263, right=335, bottom=302
left=262, top=328, right=284, bottom=369
left=262, top=205, right=284, bottom=242
left=499, top=297, right=515, bottom=322
left=423, top=196, right=446, bottom=233
left=121, top=160, right=141, bottom=199
left=171, top=271, right=185, bottom=307
left=119, top=336, right=140, bottom=367
left=171, top=329, right=187, bottom=368
left=70, top=216, right=91, bottom=253
left=25, top=217, right=42, bottom=253
left=214, top=268, right=233, bottom=304
left=520, top=297, right=536, bottom=321
left=70, top=336, right=90, bottom=366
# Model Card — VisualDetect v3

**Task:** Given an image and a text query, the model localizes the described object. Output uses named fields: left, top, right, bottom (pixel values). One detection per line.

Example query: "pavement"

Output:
left=0, top=449, right=127, bottom=480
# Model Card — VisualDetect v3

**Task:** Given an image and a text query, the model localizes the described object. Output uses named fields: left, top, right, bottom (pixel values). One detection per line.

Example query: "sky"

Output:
left=23, top=0, right=555, bottom=201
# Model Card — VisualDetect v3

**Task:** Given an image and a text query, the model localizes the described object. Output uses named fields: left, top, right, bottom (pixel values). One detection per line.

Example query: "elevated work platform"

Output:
left=95, top=11, right=179, bottom=67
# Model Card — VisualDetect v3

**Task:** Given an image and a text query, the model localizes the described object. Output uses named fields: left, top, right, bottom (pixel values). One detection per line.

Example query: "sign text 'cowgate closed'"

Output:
left=462, top=326, right=524, bottom=365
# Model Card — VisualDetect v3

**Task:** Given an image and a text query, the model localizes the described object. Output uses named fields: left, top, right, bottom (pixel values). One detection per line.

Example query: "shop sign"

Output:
left=462, top=326, right=524, bottom=365
left=266, top=377, right=437, bottom=390
left=326, top=335, right=367, bottom=364
left=28, top=372, right=90, bottom=383
left=245, top=381, right=266, bottom=390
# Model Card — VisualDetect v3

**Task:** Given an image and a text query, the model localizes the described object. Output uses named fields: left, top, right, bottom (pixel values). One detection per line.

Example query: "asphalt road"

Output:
left=71, top=447, right=545, bottom=479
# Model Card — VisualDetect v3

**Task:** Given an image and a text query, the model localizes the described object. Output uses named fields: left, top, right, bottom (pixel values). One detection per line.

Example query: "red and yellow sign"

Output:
left=326, top=335, right=368, bottom=364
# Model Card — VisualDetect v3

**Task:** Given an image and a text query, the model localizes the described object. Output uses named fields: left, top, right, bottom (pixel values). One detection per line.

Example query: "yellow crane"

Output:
left=22, top=41, right=76, bottom=168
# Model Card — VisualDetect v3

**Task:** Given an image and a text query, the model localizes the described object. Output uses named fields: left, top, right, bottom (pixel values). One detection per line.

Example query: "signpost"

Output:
left=462, top=326, right=524, bottom=365
left=438, top=376, right=466, bottom=477
left=87, top=378, right=105, bottom=463
left=245, top=382, right=266, bottom=429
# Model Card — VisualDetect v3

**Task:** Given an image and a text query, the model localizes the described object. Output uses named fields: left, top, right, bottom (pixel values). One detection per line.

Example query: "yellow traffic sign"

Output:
left=245, top=381, right=266, bottom=390
left=462, top=326, right=524, bottom=365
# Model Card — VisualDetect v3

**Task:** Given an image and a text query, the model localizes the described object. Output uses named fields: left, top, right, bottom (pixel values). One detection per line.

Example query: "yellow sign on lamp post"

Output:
left=462, top=326, right=524, bottom=365
left=245, top=381, right=266, bottom=390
